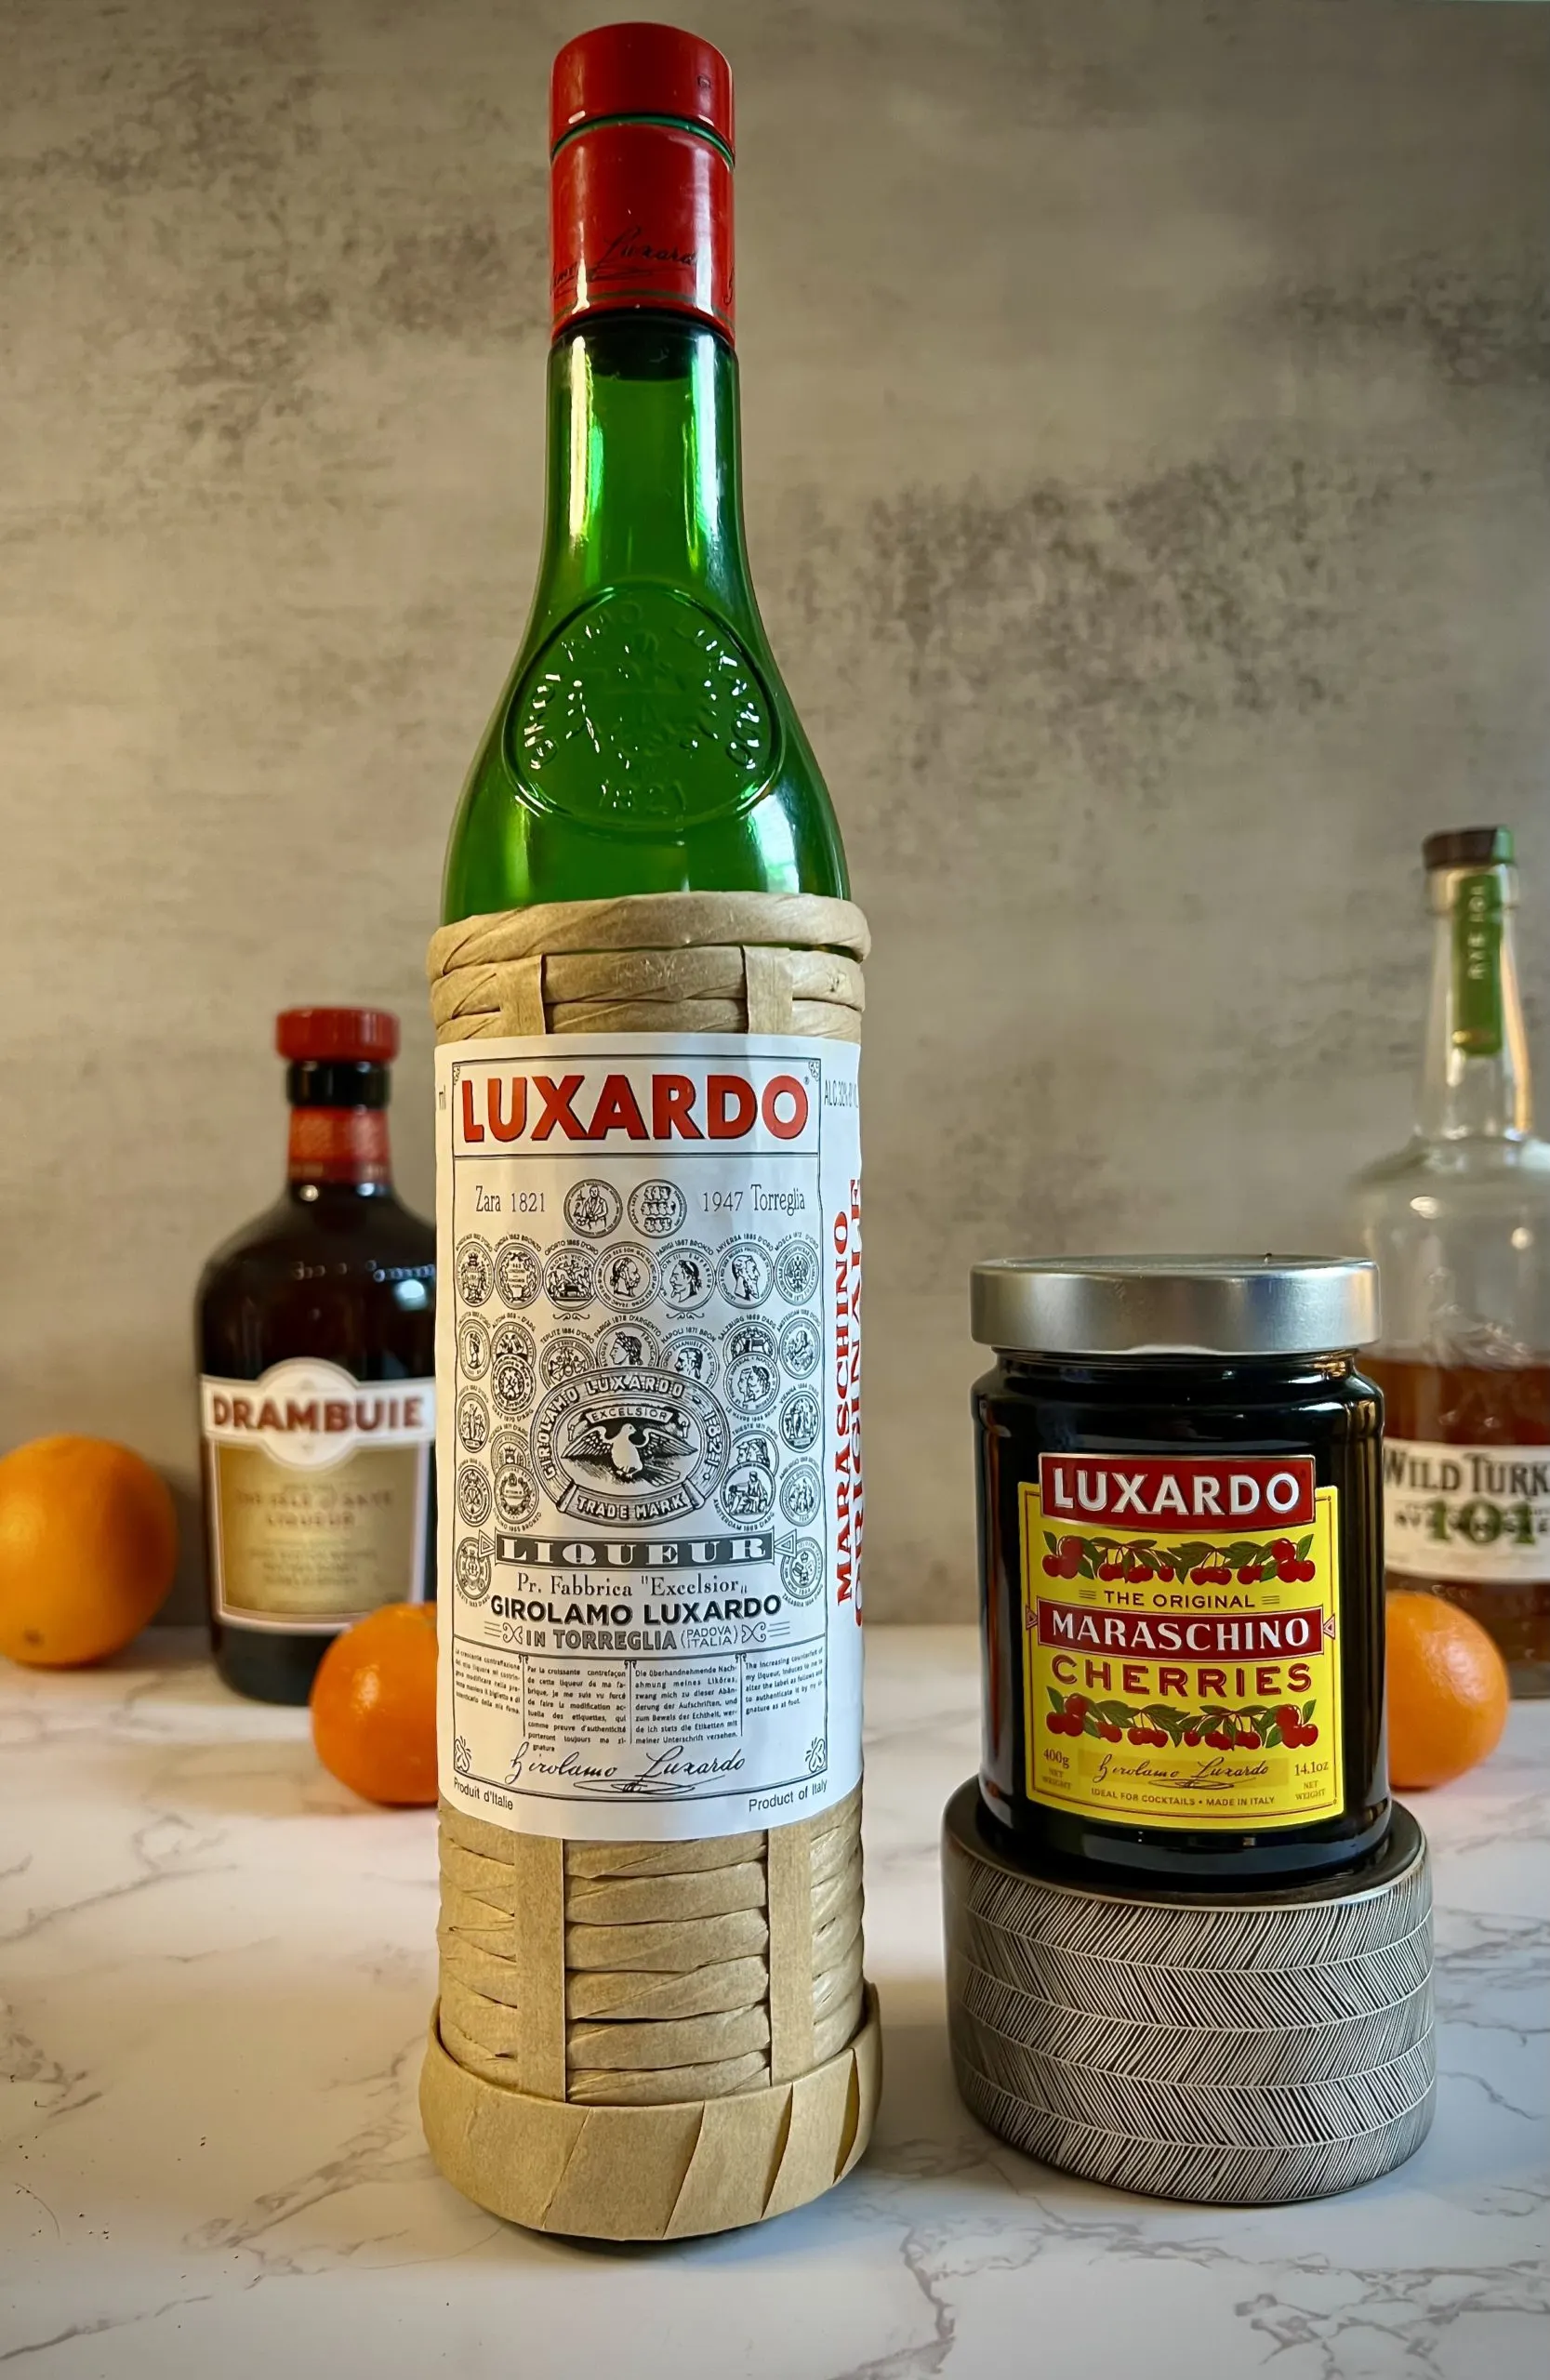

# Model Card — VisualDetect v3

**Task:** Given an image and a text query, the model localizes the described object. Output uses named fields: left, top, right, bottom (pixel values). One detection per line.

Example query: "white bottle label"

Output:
left=433, top=1033, right=864, bottom=1842
left=201, top=1359, right=435, bottom=1628
left=1384, top=1435, right=1550, bottom=1581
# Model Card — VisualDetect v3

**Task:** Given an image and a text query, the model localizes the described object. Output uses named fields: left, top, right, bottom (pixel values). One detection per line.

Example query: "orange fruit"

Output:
left=1385, top=1590, right=1509, bottom=1790
left=0, top=1435, right=178, bottom=1667
left=311, top=1602, right=438, bottom=1805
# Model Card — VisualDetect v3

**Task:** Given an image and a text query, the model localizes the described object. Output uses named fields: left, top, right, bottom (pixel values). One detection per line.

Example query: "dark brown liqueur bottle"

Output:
left=196, top=1010, right=436, bottom=1705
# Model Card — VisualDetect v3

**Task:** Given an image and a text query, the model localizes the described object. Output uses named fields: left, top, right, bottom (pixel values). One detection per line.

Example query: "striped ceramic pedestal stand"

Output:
left=941, top=1781, right=1436, bottom=2206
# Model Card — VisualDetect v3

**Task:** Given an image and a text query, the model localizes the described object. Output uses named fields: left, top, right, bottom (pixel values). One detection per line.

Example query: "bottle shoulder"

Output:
left=444, top=317, right=849, bottom=917
left=1352, top=1133, right=1550, bottom=1203
left=197, top=1194, right=436, bottom=1382
left=198, top=1194, right=293, bottom=1289
left=1352, top=1135, right=1550, bottom=1362
left=443, top=588, right=848, bottom=918
left=198, top=1193, right=434, bottom=1299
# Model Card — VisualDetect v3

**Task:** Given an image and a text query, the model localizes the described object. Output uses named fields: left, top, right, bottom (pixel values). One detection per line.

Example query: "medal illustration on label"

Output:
left=457, top=1463, right=494, bottom=1527
left=543, top=1241, right=596, bottom=1309
left=494, top=1236, right=542, bottom=1308
left=779, top=1389, right=822, bottom=1452
left=456, top=1236, right=495, bottom=1306
left=718, top=1237, right=775, bottom=1307
left=489, top=1320, right=537, bottom=1415
left=563, top=1179, right=623, bottom=1237
left=780, top=1462, right=822, bottom=1526
left=488, top=1427, right=528, bottom=1476
left=724, top=1322, right=779, bottom=1417
left=457, top=1316, right=490, bottom=1380
left=493, top=1466, right=541, bottom=1527
left=659, top=1242, right=715, bottom=1312
left=539, top=1330, right=592, bottom=1387
left=456, top=1391, right=490, bottom=1454
left=663, top=1328, right=718, bottom=1383
left=594, top=1319, right=662, bottom=1370
left=596, top=1242, right=657, bottom=1312
left=628, top=1179, right=687, bottom=1237
left=778, top=1313, right=821, bottom=1378
left=775, top=1236, right=820, bottom=1304
left=491, top=1353, right=536, bottom=1417
left=456, top=1536, right=493, bottom=1601
left=781, top=1539, right=824, bottom=1602
left=720, top=1459, right=776, bottom=1524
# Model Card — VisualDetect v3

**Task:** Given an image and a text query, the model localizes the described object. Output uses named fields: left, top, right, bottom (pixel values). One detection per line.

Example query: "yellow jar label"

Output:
left=1019, top=1453, right=1344, bottom=1831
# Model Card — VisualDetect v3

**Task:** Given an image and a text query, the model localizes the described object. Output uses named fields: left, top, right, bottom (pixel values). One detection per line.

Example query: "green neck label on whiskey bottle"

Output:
left=1452, top=870, right=1504, bottom=1057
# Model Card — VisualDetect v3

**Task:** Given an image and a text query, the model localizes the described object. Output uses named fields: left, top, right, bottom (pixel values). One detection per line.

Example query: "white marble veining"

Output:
left=2, top=1628, right=1545, bottom=2378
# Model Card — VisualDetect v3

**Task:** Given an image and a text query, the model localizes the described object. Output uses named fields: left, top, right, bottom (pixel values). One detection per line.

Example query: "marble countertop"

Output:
left=2, top=1627, right=1545, bottom=2379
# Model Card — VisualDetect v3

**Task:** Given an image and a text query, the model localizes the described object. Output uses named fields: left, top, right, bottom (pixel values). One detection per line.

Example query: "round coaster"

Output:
left=942, top=1781, right=1436, bottom=2206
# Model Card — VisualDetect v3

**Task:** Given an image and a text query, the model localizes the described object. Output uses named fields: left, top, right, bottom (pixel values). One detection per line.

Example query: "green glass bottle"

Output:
left=442, top=20, right=848, bottom=922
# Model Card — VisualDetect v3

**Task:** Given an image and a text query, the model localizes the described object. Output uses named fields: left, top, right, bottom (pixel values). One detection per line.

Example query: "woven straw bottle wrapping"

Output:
left=419, top=892, right=880, bottom=2241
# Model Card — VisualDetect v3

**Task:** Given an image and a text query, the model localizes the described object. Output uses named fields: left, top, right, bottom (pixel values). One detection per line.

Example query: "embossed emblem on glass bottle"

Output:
left=510, top=588, right=776, bottom=830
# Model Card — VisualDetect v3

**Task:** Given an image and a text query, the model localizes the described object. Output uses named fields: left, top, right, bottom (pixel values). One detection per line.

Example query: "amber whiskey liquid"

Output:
left=1366, top=1352, right=1550, bottom=1693
left=197, top=1010, right=436, bottom=1705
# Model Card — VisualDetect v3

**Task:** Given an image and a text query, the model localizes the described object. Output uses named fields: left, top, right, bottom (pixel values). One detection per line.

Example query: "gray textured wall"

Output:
left=3, top=0, right=1548, bottom=1622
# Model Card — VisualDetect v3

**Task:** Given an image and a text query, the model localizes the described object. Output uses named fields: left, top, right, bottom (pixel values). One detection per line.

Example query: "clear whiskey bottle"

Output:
left=1352, top=827, right=1550, bottom=1693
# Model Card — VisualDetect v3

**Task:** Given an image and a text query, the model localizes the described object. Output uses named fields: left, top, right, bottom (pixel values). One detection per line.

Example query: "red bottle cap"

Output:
left=275, top=1008, right=400, bottom=1064
left=550, top=22, right=734, bottom=156
left=549, top=22, right=735, bottom=339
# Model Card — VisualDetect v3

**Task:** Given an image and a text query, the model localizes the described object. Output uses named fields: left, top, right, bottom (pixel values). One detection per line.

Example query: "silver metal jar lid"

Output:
left=969, top=1256, right=1379, bottom=1357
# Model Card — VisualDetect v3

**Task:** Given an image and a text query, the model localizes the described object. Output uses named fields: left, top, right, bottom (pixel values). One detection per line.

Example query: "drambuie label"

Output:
left=200, top=1358, right=435, bottom=1628
left=202, top=1359, right=434, bottom=1470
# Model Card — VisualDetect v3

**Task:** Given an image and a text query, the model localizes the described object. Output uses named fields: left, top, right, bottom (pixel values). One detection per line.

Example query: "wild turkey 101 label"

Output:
left=1019, top=1453, right=1344, bottom=1831
left=432, top=1032, right=863, bottom=1843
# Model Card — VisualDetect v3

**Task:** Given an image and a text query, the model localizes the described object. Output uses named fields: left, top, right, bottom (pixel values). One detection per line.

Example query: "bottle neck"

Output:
left=531, top=314, right=756, bottom=628
left=1417, top=863, right=1532, bottom=1140
left=285, top=1059, right=393, bottom=1193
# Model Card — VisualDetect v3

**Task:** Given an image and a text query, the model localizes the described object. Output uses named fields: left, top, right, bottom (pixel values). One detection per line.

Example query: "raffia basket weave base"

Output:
left=421, top=1987, right=881, bottom=2242
left=942, top=1781, right=1435, bottom=2206
left=422, top=892, right=878, bottom=2241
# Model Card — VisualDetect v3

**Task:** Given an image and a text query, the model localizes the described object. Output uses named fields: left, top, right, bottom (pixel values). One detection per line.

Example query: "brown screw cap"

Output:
left=1422, top=826, right=1514, bottom=870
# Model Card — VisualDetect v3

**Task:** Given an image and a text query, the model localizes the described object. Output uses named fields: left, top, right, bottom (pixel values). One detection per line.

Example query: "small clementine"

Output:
left=0, top=1435, right=178, bottom=1667
left=311, top=1601, right=438, bottom=1805
left=1385, top=1590, right=1509, bottom=1791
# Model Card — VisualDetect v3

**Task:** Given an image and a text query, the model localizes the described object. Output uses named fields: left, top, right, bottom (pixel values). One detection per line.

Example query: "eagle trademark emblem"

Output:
left=530, top=1368, right=730, bottom=1525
